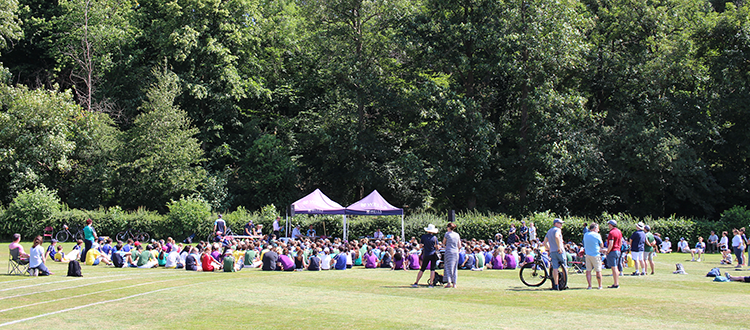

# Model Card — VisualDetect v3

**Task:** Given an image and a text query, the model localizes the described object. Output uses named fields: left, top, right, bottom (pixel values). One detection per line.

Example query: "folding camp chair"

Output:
left=8, top=248, right=29, bottom=276
left=44, top=226, right=54, bottom=241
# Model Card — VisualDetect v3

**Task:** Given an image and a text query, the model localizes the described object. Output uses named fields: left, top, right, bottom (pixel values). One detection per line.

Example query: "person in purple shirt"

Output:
left=364, top=248, right=378, bottom=268
left=278, top=248, right=295, bottom=271
left=504, top=248, right=517, bottom=269
left=490, top=249, right=504, bottom=270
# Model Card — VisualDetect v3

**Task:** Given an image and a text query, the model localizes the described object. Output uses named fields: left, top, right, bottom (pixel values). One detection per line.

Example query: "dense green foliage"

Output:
left=1, top=0, right=750, bottom=221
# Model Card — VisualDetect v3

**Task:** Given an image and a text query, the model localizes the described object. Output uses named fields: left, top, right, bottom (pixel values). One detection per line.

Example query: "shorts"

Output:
left=550, top=252, right=566, bottom=269
left=585, top=255, right=602, bottom=272
left=743, top=276, right=750, bottom=283
left=606, top=250, right=621, bottom=268
left=645, top=252, right=655, bottom=261
left=631, top=251, right=644, bottom=261
left=420, top=253, right=438, bottom=272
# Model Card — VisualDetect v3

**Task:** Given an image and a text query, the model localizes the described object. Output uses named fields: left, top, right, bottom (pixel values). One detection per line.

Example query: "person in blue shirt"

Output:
left=583, top=223, right=604, bottom=289
left=628, top=222, right=647, bottom=276
left=333, top=247, right=348, bottom=270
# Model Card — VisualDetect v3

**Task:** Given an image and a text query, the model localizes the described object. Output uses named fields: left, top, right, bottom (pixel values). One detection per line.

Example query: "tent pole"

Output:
left=343, top=215, right=347, bottom=241
left=401, top=214, right=405, bottom=242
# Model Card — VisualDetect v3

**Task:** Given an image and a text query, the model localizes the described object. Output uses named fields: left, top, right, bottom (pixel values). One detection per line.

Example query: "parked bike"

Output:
left=519, top=249, right=568, bottom=290
left=116, top=228, right=150, bottom=242
left=55, top=225, right=84, bottom=243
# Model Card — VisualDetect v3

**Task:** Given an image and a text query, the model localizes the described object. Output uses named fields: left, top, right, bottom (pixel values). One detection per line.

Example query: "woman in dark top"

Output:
left=411, top=224, right=440, bottom=288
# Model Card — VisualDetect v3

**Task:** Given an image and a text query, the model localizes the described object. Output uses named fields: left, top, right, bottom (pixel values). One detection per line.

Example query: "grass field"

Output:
left=2, top=243, right=750, bottom=329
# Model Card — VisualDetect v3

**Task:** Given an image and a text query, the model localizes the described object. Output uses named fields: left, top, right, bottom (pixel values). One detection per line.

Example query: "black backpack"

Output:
left=112, top=253, right=124, bottom=268
left=67, top=260, right=83, bottom=277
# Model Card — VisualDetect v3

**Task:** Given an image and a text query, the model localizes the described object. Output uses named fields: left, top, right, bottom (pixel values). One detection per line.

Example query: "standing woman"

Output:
left=732, top=229, right=744, bottom=268
left=442, top=222, right=461, bottom=288
left=81, top=218, right=97, bottom=263
left=412, top=224, right=440, bottom=287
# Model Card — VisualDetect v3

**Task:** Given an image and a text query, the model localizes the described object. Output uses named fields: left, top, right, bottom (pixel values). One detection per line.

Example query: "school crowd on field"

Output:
left=8, top=216, right=749, bottom=284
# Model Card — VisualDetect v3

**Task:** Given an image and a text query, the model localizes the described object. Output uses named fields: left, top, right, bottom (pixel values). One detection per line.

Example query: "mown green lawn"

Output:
left=1, top=243, right=749, bottom=329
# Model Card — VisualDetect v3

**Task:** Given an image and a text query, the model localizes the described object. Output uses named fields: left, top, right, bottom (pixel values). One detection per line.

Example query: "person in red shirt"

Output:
left=201, top=245, right=222, bottom=271
left=605, top=220, right=623, bottom=289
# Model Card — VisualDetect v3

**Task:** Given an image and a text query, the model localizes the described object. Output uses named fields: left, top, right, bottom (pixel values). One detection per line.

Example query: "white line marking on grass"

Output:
left=0, top=272, right=195, bottom=300
left=0, top=279, right=175, bottom=313
left=0, top=278, right=221, bottom=327
left=0, top=273, right=133, bottom=292
left=0, top=286, right=181, bottom=327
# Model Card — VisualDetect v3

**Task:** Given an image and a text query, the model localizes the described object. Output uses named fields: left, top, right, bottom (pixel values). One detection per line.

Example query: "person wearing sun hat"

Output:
left=411, top=224, right=440, bottom=288
left=628, top=222, right=647, bottom=276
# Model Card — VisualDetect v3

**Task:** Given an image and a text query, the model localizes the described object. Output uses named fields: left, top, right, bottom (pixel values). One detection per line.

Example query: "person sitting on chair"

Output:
left=9, top=233, right=30, bottom=264
left=306, top=225, right=317, bottom=238
left=373, top=229, right=385, bottom=239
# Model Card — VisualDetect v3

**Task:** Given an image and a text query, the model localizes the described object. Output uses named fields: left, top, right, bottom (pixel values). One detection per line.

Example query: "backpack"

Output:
left=112, top=253, right=124, bottom=268
left=672, top=263, right=687, bottom=275
left=713, top=276, right=730, bottom=282
left=706, top=267, right=721, bottom=277
left=67, top=260, right=83, bottom=277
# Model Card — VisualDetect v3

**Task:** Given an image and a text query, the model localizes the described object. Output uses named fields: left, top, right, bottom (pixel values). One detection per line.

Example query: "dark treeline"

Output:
left=1, top=0, right=749, bottom=219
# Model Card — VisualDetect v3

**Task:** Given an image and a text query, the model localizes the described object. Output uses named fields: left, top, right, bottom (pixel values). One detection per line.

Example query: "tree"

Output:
left=115, top=66, right=206, bottom=211
left=0, top=84, right=80, bottom=204
left=53, top=0, right=133, bottom=112
left=0, top=0, right=22, bottom=51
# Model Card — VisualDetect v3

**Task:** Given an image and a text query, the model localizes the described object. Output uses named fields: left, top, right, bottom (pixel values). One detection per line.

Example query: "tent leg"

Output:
left=401, top=214, right=405, bottom=242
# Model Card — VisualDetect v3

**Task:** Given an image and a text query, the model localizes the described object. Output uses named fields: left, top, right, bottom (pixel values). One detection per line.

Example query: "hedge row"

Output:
left=2, top=188, right=749, bottom=247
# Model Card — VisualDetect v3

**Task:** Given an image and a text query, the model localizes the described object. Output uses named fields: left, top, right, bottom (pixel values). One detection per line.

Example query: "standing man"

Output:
left=213, top=214, right=227, bottom=236
left=628, top=222, right=647, bottom=276
left=644, top=225, right=657, bottom=274
left=412, top=224, right=439, bottom=288
left=543, top=218, right=566, bottom=290
left=583, top=223, right=604, bottom=289
left=518, top=221, right=529, bottom=243
left=507, top=224, right=517, bottom=245
left=272, top=217, right=281, bottom=239
left=605, top=220, right=622, bottom=288
left=708, top=231, right=719, bottom=254
left=82, top=218, right=97, bottom=263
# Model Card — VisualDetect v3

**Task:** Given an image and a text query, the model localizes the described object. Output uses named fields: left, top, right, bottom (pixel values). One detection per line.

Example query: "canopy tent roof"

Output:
left=345, top=190, right=403, bottom=216
left=291, top=188, right=345, bottom=215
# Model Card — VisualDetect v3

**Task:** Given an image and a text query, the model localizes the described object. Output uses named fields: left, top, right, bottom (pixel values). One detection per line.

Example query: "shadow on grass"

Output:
left=505, top=286, right=588, bottom=292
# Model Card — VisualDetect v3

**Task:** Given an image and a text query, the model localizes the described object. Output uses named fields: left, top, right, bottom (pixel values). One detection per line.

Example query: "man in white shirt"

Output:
left=272, top=217, right=281, bottom=239
left=719, top=231, right=729, bottom=250
left=677, top=238, right=690, bottom=253
left=660, top=237, right=672, bottom=253
left=373, top=229, right=385, bottom=239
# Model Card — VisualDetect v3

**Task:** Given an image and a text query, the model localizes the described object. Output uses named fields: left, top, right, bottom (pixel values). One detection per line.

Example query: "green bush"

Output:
left=2, top=187, right=62, bottom=239
left=167, top=196, right=212, bottom=240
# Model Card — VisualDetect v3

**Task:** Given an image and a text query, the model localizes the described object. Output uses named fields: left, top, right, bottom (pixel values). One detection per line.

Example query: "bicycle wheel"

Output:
left=135, top=232, right=150, bottom=242
left=557, top=266, right=568, bottom=290
left=74, top=230, right=84, bottom=241
left=520, top=262, right=548, bottom=287
left=116, top=232, right=127, bottom=242
left=55, top=231, right=70, bottom=243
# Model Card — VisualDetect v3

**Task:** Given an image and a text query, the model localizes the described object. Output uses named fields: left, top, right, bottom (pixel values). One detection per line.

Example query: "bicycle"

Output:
left=55, top=225, right=84, bottom=243
left=519, top=249, right=568, bottom=290
left=206, top=227, right=235, bottom=243
left=116, top=228, right=150, bottom=242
